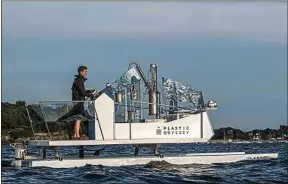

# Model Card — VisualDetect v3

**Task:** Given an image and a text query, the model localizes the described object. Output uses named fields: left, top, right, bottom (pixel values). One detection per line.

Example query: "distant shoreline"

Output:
left=2, top=140, right=287, bottom=146
left=209, top=139, right=288, bottom=143
left=2, top=125, right=288, bottom=145
left=2, top=102, right=287, bottom=144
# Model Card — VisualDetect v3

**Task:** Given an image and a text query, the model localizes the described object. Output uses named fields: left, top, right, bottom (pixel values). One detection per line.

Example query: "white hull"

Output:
left=18, top=152, right=278, bottom=168
left=29, top=138, right=209, bottom=147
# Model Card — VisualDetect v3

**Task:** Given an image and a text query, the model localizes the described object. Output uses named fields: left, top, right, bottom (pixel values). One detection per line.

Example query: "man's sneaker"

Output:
left=80, top=134, right=89, bottom=140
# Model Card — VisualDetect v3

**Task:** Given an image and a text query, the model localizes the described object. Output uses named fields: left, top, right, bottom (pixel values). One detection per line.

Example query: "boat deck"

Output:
left=28, top=138, right=209, bottom=146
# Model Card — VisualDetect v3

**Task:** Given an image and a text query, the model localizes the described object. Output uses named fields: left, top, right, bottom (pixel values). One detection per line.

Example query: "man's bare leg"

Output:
left=73, top=120, right=81, bottom=139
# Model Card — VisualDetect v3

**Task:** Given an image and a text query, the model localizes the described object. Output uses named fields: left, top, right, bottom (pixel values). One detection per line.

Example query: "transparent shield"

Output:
left=26, top=101, right=96, bottom=140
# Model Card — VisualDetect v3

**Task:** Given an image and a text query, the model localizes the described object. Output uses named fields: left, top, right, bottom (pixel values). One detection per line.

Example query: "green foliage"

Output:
left=1, top=101, right=30, bottom=130
left=212, top=126, right=287, bottom=140
left=1, top=101, right=71, bottom=134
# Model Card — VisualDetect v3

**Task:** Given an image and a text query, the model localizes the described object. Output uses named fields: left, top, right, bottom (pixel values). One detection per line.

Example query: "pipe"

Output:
left=149, top=91, right=157, bottom=115
left=128, top=110, right=135, bottom=122
left=115, top=92, right=122, bottom=103
left=149, top=64, right=158, bottom=116
left=157, top=91, right=161, bottom=118
left=128, top=61, right=149, bottom=87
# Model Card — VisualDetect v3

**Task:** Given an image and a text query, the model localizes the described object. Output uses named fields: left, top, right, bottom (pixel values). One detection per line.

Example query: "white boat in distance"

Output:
left=10, top=62, right=278, bottom=168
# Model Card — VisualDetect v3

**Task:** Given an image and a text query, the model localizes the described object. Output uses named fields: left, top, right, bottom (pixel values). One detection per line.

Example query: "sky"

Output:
left=2, top=2, right=287, bottom=130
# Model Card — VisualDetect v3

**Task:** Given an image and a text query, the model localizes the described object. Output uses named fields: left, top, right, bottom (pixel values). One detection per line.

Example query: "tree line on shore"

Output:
left=1, top=101, right=287, bottom=141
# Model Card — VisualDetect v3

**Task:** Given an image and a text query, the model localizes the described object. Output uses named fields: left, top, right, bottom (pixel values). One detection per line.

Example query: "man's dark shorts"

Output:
left=70, top=102, right=88, bottom=121
left=59, top=102, right=88, bottom=122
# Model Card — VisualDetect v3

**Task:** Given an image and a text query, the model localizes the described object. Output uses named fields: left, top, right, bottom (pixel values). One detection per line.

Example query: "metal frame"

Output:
left=114, top=99, right=210, bottom=141
left=94, top=107, right=105, bottom=140
left=38, top=103, right=52, bottom=140
left=25, top=104, right=36, bottom=140
left=115, top=100, right=200, bottom=120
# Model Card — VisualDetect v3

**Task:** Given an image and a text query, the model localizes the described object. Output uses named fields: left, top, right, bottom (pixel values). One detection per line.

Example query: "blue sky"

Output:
left=2, top=2, right=287, bottom=130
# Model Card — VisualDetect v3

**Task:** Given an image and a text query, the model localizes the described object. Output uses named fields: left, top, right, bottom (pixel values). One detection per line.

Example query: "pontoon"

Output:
left=10, top=62, right=278, bottom=168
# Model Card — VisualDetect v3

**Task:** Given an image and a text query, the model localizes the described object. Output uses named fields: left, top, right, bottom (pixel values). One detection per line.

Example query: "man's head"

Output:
left=78, top=65, right=88, bottom=77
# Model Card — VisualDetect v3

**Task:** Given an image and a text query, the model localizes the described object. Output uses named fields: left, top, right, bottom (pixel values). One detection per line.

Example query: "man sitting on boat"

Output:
left=71, top=65, right=95, bottom=140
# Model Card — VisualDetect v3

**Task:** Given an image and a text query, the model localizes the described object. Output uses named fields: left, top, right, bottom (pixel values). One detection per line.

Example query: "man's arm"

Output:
left=75, top=79, right=93, bottom=98
left=85, top=89, right=96, bottom=94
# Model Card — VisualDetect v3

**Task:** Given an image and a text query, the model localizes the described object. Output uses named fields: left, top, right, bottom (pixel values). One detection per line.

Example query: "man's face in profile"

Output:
left=80, top=69, right=88, bottom=77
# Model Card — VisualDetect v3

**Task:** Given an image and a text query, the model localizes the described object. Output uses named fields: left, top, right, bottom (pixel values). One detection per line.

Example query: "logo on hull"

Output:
left=156, top=126, right=190, bottom=136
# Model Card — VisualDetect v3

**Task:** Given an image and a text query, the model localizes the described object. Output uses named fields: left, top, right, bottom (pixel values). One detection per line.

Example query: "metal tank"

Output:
left=115, top=91, right=122, bottom=103
left=149, top=64, right=158, bottom=116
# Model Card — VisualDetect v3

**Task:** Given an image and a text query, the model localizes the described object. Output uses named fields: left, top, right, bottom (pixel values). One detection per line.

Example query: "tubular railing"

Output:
left=114, top=100, right=199, bottom=122
left=26, top=100, right=96, bottom=141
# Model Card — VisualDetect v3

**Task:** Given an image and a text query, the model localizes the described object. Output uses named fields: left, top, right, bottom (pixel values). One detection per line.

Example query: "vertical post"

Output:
left=172, top=82, right=178, bottom=119
left=157, top=91, right=161, bottom=119
left=140, top=101, right=143, bottom=120
left=129, top=120, right=132, bottom=140
left=113, top=105, right=115, bottom=140
left=162, top=77, right=168, bottom=119
left=124, top=88, right=127, bottom=122
left=25, top=105, right=36, bottom=140
left=155, top=64, right=160, bottom=119
left=39, top=103, right=52, bottom=140
left=149, top=64, right=158, bottom=117
left=129, top=86, right=133, bottom=139
left=134, top=145, right=139, bottom=156
left=138, top=79, right=142, bottom=121
left=200, top=107, right=203, bottom=139
left=79, top=146, right=84, bottom=158
left=94, top=105, right=105, bottom=140
left=42, top=147, right=47, bottom=159
left=199, top=91, right=204, bottom=139
left=54, top=147, right=60, bottom=158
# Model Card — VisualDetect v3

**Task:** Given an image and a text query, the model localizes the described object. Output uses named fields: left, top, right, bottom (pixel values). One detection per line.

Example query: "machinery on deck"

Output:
left=10, top=62, right=278, bottom=168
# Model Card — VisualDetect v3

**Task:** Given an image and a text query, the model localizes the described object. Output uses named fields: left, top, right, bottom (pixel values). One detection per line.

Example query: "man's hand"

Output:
left=86, top=89, right=96, bottom=94
left=88, top=93, right=95, bottom=98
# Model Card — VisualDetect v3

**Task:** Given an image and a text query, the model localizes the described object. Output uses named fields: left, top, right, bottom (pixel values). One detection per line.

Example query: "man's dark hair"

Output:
left=78, top=65, right=87, bottom=74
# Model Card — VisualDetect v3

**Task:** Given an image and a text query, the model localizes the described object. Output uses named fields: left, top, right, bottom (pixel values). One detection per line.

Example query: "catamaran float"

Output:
left=10, top=62, right=278, bottom=168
